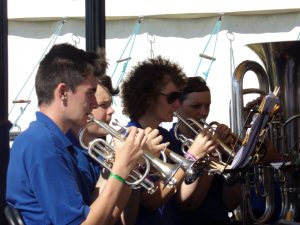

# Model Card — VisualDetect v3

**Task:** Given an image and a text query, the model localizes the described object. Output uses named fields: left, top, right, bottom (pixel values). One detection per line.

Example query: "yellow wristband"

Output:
left=109, top=172, right=125, bottom=184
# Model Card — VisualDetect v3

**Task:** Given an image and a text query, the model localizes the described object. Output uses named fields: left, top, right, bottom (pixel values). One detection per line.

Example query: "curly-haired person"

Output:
left=121, top=56, right=217, bottom=225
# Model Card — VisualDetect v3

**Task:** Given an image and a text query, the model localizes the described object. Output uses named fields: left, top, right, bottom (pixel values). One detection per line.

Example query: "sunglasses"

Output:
left=160, top=91, right=182, bottom=104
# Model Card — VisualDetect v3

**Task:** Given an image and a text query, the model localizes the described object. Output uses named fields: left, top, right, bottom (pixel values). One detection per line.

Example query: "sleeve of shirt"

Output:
left=30, top=155, right=90, bottom=225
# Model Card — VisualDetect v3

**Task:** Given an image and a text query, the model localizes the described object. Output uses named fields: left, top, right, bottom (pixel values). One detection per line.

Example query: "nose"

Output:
left=91, top=96, right=98, bottom=109
left=107, top=106, right=115, bottom=115
left=199, top=106, right=209, bottom=119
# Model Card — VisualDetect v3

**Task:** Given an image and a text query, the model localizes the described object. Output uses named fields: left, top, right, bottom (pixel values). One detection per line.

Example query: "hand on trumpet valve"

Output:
left=209, top=121, right=241, bottom=154
left=187, top=129, right=217, bottom=160
left=214, top=123, right=233, bottom=147
left=111, top=119, right=129, bottom=137
left=112, top=127, right=146, bottom=179
left=143, top=127, right=170, bottom=158
left=209, top=149, right=222, bottom=160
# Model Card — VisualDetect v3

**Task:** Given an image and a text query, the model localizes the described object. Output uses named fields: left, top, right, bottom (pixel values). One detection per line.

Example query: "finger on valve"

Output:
left=115, top=127, right=144, bottom=173
left=215, top=124, right=232, bottom=145
left=143, top=128, right=164, bottom=157
left=188, top=133, right=210, bottom=159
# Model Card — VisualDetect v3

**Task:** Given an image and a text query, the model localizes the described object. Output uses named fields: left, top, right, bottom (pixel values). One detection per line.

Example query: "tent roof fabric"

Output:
left=8, top=0, right=300, bottom=21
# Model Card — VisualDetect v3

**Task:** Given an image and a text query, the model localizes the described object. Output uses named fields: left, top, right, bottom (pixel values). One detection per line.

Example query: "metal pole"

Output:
left=0, top=0, right=12, bottom=223
left=85, top=0, right=106, bottom=52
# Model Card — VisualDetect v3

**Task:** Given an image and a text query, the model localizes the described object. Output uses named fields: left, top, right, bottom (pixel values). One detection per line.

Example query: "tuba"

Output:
left=231, top=41, right=300, bottom=223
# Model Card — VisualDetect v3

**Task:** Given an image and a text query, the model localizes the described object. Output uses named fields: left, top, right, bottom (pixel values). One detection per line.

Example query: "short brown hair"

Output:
left=35, top=43, right=107, bottom=106
left=180, top=76, right=210, bottom=102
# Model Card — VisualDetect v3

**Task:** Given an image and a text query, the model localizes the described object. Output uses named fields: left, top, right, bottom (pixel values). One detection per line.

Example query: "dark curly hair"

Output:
left=121, top=56, right=186, bottom=121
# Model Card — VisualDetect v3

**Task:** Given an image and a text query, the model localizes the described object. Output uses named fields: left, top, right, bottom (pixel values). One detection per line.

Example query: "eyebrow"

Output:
left=90, top=87, right=97, bottom=93
left=99, top=99, right=111, bottom=104
left=190, top=103, right=210, bottom=105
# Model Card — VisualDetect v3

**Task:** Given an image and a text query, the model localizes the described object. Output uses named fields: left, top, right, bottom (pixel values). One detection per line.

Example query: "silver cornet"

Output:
left=111, top=119, right=181, bottom=188
left=112, top=120, right=201, bottom=184
left=79, top=115, right=180, bottom=192
left=173, top=112, right=235, bottom=175
left=79, top=115, right=156, bottom=193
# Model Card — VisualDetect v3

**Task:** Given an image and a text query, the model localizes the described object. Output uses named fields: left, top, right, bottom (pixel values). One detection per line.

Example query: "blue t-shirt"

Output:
left=128, top=121, right=180, bottom=225
left=66, top=130, right=101, bottom=193
left=6, top=112, right=91, bottom=225
left=165, top=123, right=231, bottom=225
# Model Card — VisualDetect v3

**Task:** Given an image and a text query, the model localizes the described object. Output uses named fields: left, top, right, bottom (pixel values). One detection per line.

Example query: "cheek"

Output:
left=187, top=108, right=204, bottom=120
left=151, top=100, right=164, bottom=114
left=81, top=96, right=93, bottom=109
left=199, top=107, right=209, bottom=115
left=182, top=105, right=195, bottom=116
left=92, top=109, right=106, bottom=121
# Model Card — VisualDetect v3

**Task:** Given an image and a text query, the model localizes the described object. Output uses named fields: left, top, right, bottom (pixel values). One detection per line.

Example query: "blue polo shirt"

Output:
left=66, top=130, right=101, bottom=193
left=6, top=112, right=90, bottom=225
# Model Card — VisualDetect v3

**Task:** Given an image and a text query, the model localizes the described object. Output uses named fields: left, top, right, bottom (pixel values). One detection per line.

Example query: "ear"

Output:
left=57, top=83, right=69, bottom=101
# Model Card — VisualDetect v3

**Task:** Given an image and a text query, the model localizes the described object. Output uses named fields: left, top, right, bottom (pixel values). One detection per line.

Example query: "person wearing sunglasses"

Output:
left=166, top=76, right=242, bottom=225
left=159, top=91, right=182, bottom=104
left=121, top=56, right=217, bottom=225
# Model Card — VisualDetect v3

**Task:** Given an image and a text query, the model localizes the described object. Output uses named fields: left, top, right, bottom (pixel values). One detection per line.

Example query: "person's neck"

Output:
left=138, top=114, right=160, bottom=129
left=40, top=104, right=70, bottom=134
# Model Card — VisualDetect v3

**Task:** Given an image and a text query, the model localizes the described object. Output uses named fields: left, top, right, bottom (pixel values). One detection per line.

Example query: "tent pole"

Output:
left=85, top=0, right=106, bottom=51
left=0, top=0, right=12, bottom=224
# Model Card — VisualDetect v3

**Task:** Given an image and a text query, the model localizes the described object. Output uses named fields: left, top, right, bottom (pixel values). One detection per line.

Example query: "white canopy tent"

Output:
left=7, top=0, right=300, bottom=132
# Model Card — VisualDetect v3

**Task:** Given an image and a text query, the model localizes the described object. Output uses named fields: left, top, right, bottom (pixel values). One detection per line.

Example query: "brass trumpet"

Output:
left=173, top=112, right=236, bottom=174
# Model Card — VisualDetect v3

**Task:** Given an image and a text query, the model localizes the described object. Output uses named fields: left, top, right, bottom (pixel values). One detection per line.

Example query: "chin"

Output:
left=80, top=118, right=89, bottom=127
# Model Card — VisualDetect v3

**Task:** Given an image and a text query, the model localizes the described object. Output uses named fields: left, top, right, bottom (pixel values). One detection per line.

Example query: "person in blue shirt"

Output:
left=66, top=74, right=119, bottom=195
left=6, top=43, right=147, bottom=225
left=121, top=56, right=217, bottom=225
left=168, top=76, right=242, bottom=225
left=68, top=74, right=167, bottom=225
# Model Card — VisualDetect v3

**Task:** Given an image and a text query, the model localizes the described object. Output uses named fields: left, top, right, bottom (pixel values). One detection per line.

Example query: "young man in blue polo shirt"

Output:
left=66, top=75, right=119, bottom=198
left=6, top=43, right=146, bottom=225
